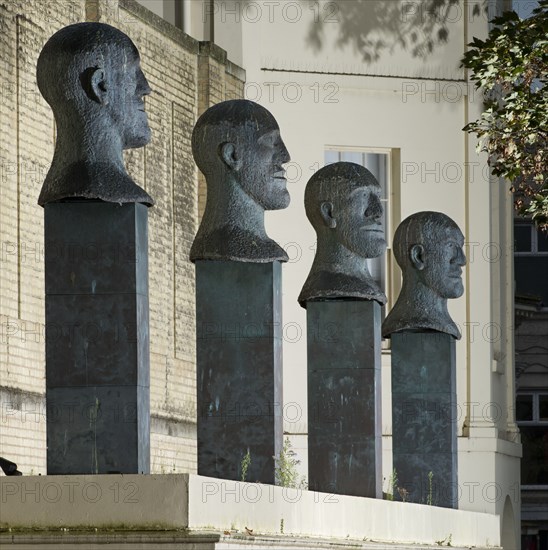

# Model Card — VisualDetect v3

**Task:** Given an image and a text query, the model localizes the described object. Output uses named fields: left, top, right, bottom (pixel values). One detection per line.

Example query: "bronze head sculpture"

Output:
left=298, top=162, right=387, bottom=307
left=37, top=22, right=153, bottom=206
left=190, top=99, right=291, bottom=263
left=382, top=211, right=466, bottom=339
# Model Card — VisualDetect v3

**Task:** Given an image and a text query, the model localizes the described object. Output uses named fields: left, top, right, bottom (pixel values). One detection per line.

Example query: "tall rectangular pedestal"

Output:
left=45, top=202, right=150, bottom=474
left=391, top=332, right=457, bottom=508
left=195, top=261, right=283, bottom=483
left=307, top=301, right=382, bottom=498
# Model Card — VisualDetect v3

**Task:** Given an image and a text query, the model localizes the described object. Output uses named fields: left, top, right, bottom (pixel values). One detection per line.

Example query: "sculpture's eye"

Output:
left=448, top=242, right=459, bottom=260
left=258, top=131, right=278, bottom=148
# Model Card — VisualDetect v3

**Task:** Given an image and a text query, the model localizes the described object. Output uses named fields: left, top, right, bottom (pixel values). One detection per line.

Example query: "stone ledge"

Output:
left=0, top=474, right=501, bottom=548
left=0, top=532, right=498, bottom=550
left=0, top=531, right=217, bottom=550
left=119, top=0, right=199, bottom=54
left=197, top=41, right=246, bottom=83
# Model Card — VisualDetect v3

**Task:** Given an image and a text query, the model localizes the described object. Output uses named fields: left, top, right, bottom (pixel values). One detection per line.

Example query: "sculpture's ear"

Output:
left=220, top=142, right=242, bottom=171
left=320, top=201, right=336, bottom=229
left=81, top=67, right=108, bottom=105
left=410, top=244, right=425, bottom=270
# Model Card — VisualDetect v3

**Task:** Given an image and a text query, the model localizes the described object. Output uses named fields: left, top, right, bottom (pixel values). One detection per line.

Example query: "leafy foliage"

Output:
left=461, top=1, right=548, bottom=228
left=427, top=470, right=434, bottom=506
left=274, top=437, right=307, bottom=489
left=240, top=449, right=251, bottom=482
left=384, top=468, right=398, bottom=501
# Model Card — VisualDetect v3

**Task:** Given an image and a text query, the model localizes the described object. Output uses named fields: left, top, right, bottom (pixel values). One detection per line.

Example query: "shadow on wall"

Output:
left=237, top=0, right=490, bottom=63
left=305, top=0, right=492, bottom=62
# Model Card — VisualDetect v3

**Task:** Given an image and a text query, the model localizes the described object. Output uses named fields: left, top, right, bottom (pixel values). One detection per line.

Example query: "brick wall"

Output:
left=196, top=42, right=245, bottom=217
left=0, top=0, right=244, bottom=475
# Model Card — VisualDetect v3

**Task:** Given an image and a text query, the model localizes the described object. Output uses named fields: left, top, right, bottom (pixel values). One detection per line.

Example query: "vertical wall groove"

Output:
left=15, top=15, right=21, bottom=319
left=171, top=101, right=177, bottom=356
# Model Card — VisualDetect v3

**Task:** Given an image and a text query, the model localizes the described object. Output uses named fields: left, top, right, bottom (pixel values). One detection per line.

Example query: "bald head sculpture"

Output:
left=298, top=162, right=387, bottom=307
left=190, top=99, right=291, bottom=263
left=37, top=22, right=153, bottom=206
left=382, top=211, right=466, bottom=339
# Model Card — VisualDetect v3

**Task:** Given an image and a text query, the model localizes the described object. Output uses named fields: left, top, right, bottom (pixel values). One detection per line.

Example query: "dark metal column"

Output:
left=307, top=300, right=382, bottom=498
left=195, top=261, right=283, bottom=483
left=45, top=202, right=150, bottom=474
left=391, top=332, right=457, bottom=508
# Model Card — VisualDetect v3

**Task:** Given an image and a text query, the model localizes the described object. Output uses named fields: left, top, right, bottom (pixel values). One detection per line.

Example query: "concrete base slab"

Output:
left=0, top=474, right=500, bottom=548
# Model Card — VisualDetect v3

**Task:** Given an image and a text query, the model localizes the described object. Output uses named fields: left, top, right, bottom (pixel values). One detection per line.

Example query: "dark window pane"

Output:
left=521, top=535, right=538, bottom=550
left=514, top=256, right=548, bottom=304
left=538, top=229, right=548, bottom=252
left=520, top=425, right=548, bottom=484
left=517, top=394, right=533, bottom=421
left=515, top=225, right=532, bottom=252
left=540, top=395, right=548, bottom=421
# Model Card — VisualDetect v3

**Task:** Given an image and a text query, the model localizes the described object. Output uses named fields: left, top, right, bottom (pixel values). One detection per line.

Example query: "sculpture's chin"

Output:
left=452, top=283, right=465, bottom=299
left=344, top=237, right=386, bottom=259
left=263, top=189, right=291, bottom=210
left=369, top=239, right=387, bottom=258
left=125, top=131, right=151, bottom=149
left=441, top=281, right=464, bottom=299
left=123, top=118, right=152, bottom=149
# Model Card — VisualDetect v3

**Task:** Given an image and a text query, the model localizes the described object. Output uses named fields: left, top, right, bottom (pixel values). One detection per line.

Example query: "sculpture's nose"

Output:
left=366, top=193, right=383, bottom=222
left=279, top=139, right=291, bottom=164
left=137, top=70, right=152, bottom=97
left=457, top=246, right=467, bottom=266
